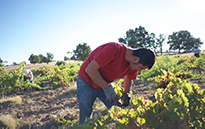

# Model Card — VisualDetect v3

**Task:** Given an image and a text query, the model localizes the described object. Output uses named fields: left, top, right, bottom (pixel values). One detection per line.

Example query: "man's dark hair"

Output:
left=133, top=47, right=155, bottom=70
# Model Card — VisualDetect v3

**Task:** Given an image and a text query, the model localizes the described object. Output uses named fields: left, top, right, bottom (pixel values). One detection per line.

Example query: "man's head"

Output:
left=22, top=70, right=33, bottom=79
left=129, top=47, right=155, bottom=71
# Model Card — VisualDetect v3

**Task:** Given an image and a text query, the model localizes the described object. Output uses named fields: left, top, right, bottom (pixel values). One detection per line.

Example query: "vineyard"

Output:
left=0, top=54, right=205, bottom=129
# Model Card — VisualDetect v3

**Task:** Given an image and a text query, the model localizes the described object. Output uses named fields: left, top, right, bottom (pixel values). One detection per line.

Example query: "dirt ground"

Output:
left=0, top=52, right=204, bottom=128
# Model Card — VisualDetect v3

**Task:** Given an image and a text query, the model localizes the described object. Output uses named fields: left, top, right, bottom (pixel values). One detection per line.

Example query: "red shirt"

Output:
left=78, top=42, right=138, bottom=89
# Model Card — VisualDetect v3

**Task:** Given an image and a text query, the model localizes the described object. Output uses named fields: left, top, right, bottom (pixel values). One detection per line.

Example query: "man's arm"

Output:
left=124, top=75, right=132, bottom=92
left=85, top=59, right=109, bottom=89
left=86, top=59, right=119, bottom=104
left=122, top=75, right=132, bottom=107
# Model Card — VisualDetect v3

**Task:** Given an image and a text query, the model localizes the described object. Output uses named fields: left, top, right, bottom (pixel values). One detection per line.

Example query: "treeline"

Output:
left=0, top=26, right=204, bottom=66
left=28, top=53, right=54, bottom=64
left=66, top=26, right=203, bottom=61
left=118, top=26, right=203, bottom=55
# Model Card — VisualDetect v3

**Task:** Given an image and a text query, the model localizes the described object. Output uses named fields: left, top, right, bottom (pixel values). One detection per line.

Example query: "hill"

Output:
left=2, top=60, right=82, bottom=73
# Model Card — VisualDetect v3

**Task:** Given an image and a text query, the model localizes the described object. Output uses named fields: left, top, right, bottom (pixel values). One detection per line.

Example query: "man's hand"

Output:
left=122, top=92, right=131, bottom=107
left=104, top=84, right=119, bottom=104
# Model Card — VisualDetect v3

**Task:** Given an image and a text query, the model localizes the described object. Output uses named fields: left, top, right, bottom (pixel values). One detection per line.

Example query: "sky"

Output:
left=1, top=0, right=205, bottom=65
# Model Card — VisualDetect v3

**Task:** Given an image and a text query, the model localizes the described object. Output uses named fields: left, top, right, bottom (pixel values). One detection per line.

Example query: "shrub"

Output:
left=55, top=61, right=66, bottom=66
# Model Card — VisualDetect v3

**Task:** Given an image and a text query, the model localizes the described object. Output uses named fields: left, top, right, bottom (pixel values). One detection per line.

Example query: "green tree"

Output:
left=121, top=26, right=151, bottom=48
left=42, top=56, right=48, bottom=63
left=33, top=55, right=40, bottom=64
left=46, top=53, right=54, bottom=64
left=0, top=58, right=7, bottom=67
left=64, top=56, right=69, bottom=61
left=38, top=54, right=47, bottom=63
left=64, top=51, right=72, bottom=61
left=156, top=34, right=166, bottom=55
left=118, top=37, right=126, bottom=43
left=28, top=54, right=40, bottom=64
left=72, top=43, right=92, bottom=61
left=149, top=33, right=158, bottom=55
left=0, top=58, right=3, bottom=66
left=167, top=30, right=203, bottom=53
left=0, top=58, right=3, bottom=64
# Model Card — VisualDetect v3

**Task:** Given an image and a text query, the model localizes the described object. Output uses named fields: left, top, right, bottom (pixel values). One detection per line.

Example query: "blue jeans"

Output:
left=77, top=76, right=122, bottom=124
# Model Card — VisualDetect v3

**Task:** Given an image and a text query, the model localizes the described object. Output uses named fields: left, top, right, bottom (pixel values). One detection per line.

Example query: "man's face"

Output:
left=130, top=63, right=148, bottom=72
left=129, top=57, right=149, bottom=71
left=26, top=72, right=32, bottom=78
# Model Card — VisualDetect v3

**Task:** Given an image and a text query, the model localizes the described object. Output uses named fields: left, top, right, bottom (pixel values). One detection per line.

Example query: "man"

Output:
left=193, top=46, right=200, bottom=57
left=77, top=42, right=155, bottom=124
left=22, top=70, right=34, bottom=83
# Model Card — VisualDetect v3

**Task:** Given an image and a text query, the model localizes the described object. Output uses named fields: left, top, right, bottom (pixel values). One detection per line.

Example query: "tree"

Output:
left=118, top=37, right=126, bottom=43
left=0, top=58, right=3, bottom=64
left=42, top=56, right=48, bottom=63
left=120, top=26, right=152, bottom=48
left=64, top=56, right=69, bottom=61
left=28, top=54, right=40, bottom=64
left=38, top=54, right=47, bottom=63
left=0, top=58, right=7, bottom=67
left=0, top=58, right=3, bottom=66
left=167, top=30, right=203, bottom=53
left=72, top=43, right=92, bottom=61
left=33, top=55, right=40, bottom=64
left=149, top=33, right=158, bottom=56
left=156, top=34, right=166, bottom=55
left=64, top=51, right=73, bottom=61
left=46, top=53, right=54, bottom=64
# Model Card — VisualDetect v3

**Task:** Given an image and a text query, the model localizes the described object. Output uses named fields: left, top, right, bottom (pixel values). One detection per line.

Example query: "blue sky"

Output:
left=1, top=0, right=205, bottom=65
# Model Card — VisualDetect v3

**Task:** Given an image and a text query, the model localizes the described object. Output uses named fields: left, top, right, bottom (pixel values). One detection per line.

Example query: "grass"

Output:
left=66, top=86, right=77, bottom=95
left=0, top=96, right=22, bottom=128
left=0, top=96, right=22, bottom=104
left=0, top=114, right=18, bottom=129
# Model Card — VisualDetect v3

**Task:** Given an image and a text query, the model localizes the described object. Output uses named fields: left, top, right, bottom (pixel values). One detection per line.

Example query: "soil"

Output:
left=0, top=52, right=204, bottom=129
left=0, top=84, right=79, bottom=129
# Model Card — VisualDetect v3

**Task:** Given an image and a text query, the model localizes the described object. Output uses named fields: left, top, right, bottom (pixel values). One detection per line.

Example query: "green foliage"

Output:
left=71, top=43, right=91, bottom=61
left=46, top=52, right=54, bottom=64
left=78, top=70, right=205, bottom=128
left=29, top=54, right=40, bottom=64
left=55, top=61, right=66, bottom=66
left=156, top=34, right=166, bottom=55
left=143, top=70, right=205, bottom=128
left=0, top=58, right=7, bottom=67
left=28, top=53, right=54, bottom=64
left=118, top=37, right=126, bottom=43
left=0, top=62, right=43, bottom=94
left=167, top=30, right=203, bottom=53
left=138, top=54, right=205, bottom=79
left=38, top=54, right=47, bottom=63
left=0, top=58, right=3, bottom=66
left=33, top=62, right=81, bottom=87
left=0, top=58, right=3, bottom=63
left=0, top=61, right=81, bottom=93
left=122, top=26, right=152, bottom=48
left=51, top=54, right=205, bottom=128
left=64, top=56, right=70, bottom=61
left=53, top=116, right=78, bottom=127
